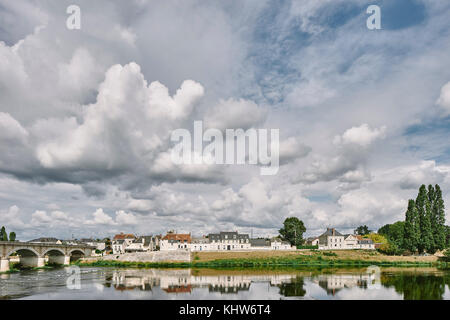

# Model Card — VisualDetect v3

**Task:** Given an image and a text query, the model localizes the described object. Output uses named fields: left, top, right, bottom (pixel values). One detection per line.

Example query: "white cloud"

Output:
left=115, top=210, right=138, bottom=225
left=204, top=98, right=267, bottom=130
left=334, top=124, right=386, bottom=147
left=85, top=208, right=116, bottom=226
left=0, top=112, right=28, bottom=143
left=30, top=210, right=52, bottom=226
left=398, top=160, right=449, bottom=190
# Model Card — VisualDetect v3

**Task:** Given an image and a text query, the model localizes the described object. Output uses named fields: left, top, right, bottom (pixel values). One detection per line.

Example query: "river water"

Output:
left=1, top=267, right=449, bottom=300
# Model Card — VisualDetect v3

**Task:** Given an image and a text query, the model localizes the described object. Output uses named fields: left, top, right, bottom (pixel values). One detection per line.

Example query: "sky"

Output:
left=1, top=0, right=450, bottom=240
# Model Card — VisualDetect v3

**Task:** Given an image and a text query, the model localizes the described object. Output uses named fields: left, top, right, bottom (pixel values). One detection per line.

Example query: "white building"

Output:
left=112, top=233, right=136, bottom=254
left=311, top=228, right=375, bottom=250
left=125, top=236, right=160, bottom=252
left=206, top=232, right=251, bottom=251
left=160, top=233, right=191, bottom=251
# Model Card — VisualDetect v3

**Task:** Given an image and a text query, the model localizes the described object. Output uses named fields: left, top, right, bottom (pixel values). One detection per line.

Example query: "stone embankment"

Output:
left=91, top=251, right=191, bottom=263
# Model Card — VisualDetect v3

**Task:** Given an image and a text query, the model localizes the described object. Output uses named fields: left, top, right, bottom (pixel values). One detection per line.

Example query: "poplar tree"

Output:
left=404, top=199, right=419, bottom=252
left=433, top=185, right=446, bottom=251
left=416, top=185, right=433, bottom=253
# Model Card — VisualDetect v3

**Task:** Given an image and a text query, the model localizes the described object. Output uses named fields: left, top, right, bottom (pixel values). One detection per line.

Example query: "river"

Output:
left=1, top=267, right=450, bottom=300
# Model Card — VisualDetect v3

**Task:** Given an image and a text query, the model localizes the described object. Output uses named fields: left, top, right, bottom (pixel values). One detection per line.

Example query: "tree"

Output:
left=279, top=217, right=306, bottom=247
left=378, top=221, right=405, bottom=248
left=0, top=226, right=8, bottom=241
left=404, top=199, right=420, bottom=253
left=415, top=185, right=433, bottom=253
left=9, top=232, right=16, bottom=242
left=354, top=225, right=371, bottom=236
left=446, top=225, right=450, bottom=248
left=432, top=185, right=446, bottom=251
left=364, top=233, right=388, bottom=245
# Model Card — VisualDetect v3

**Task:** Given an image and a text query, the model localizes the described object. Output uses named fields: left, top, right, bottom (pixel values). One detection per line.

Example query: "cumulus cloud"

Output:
left=398, top=160, right=449, bottom=190
left=333, top=124, right=386, bottom=147
left=295, top=124, right=386, bottom=185
left=85, top=208, right=116, bottom=226
left=0, top=112, right=28, bottom=143
left=0, top=205, right=25, bottom=229
left=204, top=98, right=267, bottom=130
left=278, top=137, right=311, bottom=165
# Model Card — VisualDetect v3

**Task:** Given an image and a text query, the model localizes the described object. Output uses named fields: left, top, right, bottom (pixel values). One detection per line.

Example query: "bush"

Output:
left=378, top=241, right=403, bottom=256
left=297, top=245, right=319, bottom=250
left=322, top=251, right=337, bottom=257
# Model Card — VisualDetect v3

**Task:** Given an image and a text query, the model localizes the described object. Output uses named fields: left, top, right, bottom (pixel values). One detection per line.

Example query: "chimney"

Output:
left=332, top=228, right=335, bottom=236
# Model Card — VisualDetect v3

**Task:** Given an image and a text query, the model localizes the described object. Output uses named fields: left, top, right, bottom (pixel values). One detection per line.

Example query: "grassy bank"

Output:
left=0, top=262, right=65, bottom=274
left=75, top=250, right=448, bottom=269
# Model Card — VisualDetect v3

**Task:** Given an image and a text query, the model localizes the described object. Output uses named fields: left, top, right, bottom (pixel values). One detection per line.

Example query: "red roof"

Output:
left=113, top=233, right=135, bottom=240
left=162, top=233, right=191, bottom=243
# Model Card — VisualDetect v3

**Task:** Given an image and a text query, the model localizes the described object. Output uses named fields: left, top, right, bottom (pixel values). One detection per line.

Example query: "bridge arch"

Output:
left=7, top=247, right=40, bottom=258
left=42, top=248, right=66, bottom=257
left=69, top=249, right=85, bottom=262
left=69, top=249, right=85, bottom=256
left=6, top=247, right=44, bottom=269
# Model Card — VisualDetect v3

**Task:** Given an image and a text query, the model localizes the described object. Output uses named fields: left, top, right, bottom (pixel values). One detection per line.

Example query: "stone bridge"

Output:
left=0, top=241, right=93, bottom=272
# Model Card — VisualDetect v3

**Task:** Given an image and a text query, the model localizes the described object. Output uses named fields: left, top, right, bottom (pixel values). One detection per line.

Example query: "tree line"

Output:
left=0, top=226, right=16, bottom=242
left=379, top=184, right=449, bottom=254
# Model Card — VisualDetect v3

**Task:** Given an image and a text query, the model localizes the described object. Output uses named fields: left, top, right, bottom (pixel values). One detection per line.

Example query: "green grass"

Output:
left=74, top=255, right=447, bottom=269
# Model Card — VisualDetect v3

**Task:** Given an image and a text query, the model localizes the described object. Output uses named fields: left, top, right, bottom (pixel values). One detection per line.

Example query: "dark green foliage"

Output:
left=446, top=226, right=450, bottom=247
left=297, top=245, right=319, bottom=250
left=383, top=273, right=447, bottom=300
left=432, top=185, right=447, bottom=251
left=322, top=251, right=337, bottom=257
left=378, top=221, right=405, bottom=247
left=416, top=185, right=434, bottom=253
left=0, top=226, right=8, bottom=241
left=404, top=200, right=420, bottom=252
left=9, top=232, right=16, bottom=242
left=278, top=276, right=306, bottom=297
left=354, top=225, right=371, bottom=235
left=378, top=241, right=403, bottom=256
left=279, top=217, right=306, bottom=246
left=402, top=184, right=447, bottom=254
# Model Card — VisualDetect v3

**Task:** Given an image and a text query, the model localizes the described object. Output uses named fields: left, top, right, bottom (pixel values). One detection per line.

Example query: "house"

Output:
left=270, top=239, right=293, bottom=250
left=190, top=237, right=212, bottom=251
left=317, top=228, right=345, bottom=249
left=248, top=238, right=294, bottom=251
left=355, top=235, right=375, bottom=249
left=315, top=228, right=375, bottom=250
left=188, top=232, right=294, bottom=252
left=207, top=232, right=251, bottom=251
left=160, top=233, right=191, bottom=251
left=125, top=236, right=159, bottom=252
left=112, top=233, right=136, bottom=254
left=306, top=237, right=320, bottom=246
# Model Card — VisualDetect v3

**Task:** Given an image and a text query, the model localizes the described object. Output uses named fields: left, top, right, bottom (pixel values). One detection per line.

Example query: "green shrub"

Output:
left=297, top=245, right=319, bottom=250
left=322, top=251, right=337, bottom=257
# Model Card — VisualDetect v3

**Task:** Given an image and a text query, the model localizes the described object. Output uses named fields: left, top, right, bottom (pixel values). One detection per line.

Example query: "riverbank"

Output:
left=75, top=250, right=448, bottom=269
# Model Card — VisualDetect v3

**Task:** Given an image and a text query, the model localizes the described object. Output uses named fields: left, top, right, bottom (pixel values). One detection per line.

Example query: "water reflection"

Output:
left=1, top=267, right=449, bottom=300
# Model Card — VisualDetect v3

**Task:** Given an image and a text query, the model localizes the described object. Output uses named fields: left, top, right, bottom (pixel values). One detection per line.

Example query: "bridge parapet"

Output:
left=0, top=241, right=94, bottom=272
